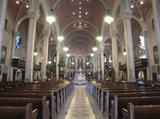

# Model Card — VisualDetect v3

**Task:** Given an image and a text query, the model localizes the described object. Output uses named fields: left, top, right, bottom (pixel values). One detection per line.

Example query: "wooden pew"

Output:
left=90, top=81, right=160, bottom=119
left=123, top=103, right=160, bottom=119
left=112, top=96, right=160, bottom=119
left=0, top=103, right=37, bottom=119
left=0, top=81, right=73, bottom=119
left=106, top=91, right=160, bottom=115
left=0, top=96, right=49, bottom=119
left=0, top=80, right=73, bottom=118
left=0, top=89, right=58, bottom=119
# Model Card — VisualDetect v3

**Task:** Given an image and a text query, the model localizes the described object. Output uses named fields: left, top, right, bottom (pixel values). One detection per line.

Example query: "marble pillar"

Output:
left=152, top=0, right=160, bottom=64
left=111, top=31, right=119, bottom=80
left=123, top=12, right=136, bottom=81
left=25, top=10, right=39, bottom=82
left=41, top=30, right=50, bottom=80
left=83, top=58, right=85, bottom=70
left=97, top=51, right=101, bottom=80
left=93, top=56, right=96, bottom=73
left=0, top=0, right=8, bottom=63
left=95, top=53, right=98, bottom=79
left=8, top=31, right=17, bottom=81
left=100, top=43, right=105, bottom=80
left=56, top=45, right=60, bottom=80
left=142, top=30, right=152, bottom=80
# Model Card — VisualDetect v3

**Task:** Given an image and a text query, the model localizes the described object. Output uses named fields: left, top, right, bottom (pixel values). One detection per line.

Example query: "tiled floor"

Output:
left=64, top=86, right=96, bottom=119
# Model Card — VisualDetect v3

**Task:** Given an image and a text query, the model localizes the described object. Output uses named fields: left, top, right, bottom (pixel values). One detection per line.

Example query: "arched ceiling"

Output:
left=7, top=0, right=152, bottom=55
left=50, top=0, right=111, bottom=54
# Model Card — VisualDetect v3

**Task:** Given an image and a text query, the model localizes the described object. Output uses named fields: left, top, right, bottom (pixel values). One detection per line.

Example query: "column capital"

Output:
left=99, top=47, right=104, bottom=51
left=11, top=30, right=17, bottom=37
left=123, top=10, right=132, bottom=19
left=110, top=31, right=117, bottom=37
left=56, top=44, right=61, bottom=51
left=141, top=30, right=148, bottom=36
left=141, top=25, right=149, bottom=36
left=42, top=30, right=50, bottom=37
left=27, top=10, right=39, bottom=20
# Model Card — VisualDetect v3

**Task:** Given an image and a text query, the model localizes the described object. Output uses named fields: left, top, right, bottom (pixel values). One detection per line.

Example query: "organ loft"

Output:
left=0, top=0, right=160, bottom=119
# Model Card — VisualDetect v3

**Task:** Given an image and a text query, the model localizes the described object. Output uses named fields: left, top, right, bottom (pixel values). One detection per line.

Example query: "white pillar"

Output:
left=41, top=30, right=50, bottom=80
left=123, top=15, right=135, bottom=81
left=56, top=44, right=60, bottom=80
left=122, top=0, right=136, bottom=81
left=120, top=0, right=136, bottom=81
left=75, top=56, right=77, bottom=70
left=152, top=0, right=160, bottom=64
left=97, top=51, right=101, bottom=80
left=8, top=31, right=17, bottom=81
left=142, top=30, right=152, bottom=80
left=0, top=0, right=8, bottom=63
left=93, top=56, right=95, bottom=73
left=83, top=58, right=85, bottom=70
left=95, top=53, right=98, bottom=79
left=111, top=31, right=119, bottom=81
left=25, top=10, right=39, bottom=82
left=100, top=50, right=104, bottom=80
left=100, top=42, right=105, bottom=80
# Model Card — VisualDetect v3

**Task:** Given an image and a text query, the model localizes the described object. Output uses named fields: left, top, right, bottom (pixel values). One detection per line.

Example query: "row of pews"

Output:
left=0, top=80, right=74, bottom=119
left=87, top=80, right=160, bottom=119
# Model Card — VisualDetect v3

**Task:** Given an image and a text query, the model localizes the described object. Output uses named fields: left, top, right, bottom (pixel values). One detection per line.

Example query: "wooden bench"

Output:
left=0, top=96, right=49, bottom=119
left=0, top=103, right=37, bottom=119
left=123, top=103, right=160, bottom=119
left=0, top=81, right=73, bottom=118
left=90, top=81, right=160, bottom=119
left=0, top=80, right=73, bottom=119
left=112, top=96, right=160, bottom=119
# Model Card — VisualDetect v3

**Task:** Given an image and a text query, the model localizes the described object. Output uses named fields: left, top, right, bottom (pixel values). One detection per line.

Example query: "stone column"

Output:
left=142, top=30, right=152, bottom=80
left=68, top=59, right=71, bottom=79
left=152, top=0, right=160, bottom=64
left=75, top=56, right=77, bottom=70
left=111, top=31, right=119, bottom=81
left=92, top=57, right=95, bottom=77
left=124, top=16, right=136, bottom=81
left=0, top=0, right=8, bottom=63
left=100, top=43, right=105, bottom=80
left=8, top=31, right=17, bottom=81
left=65, top=57, right=68, bottom=78
left=95, top=53, right=98, bottom=79
left=100, top=50, right=104, bottom=80
left=83, top=58, right=85, bottom=70
left=122, top=0, right=136, bottom=81
left=97, top=51, right=101, bottom=80
left=56, top=44, right=60, bottom=80
left=41, top=30, right=50, bottom=80
left=25, top=9, right=39, bottom=82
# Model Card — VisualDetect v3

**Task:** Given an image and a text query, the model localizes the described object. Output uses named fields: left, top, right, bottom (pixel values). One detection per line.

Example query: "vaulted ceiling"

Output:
left=7, top=0, right=152, bottom=55
left=50, top=0, right=111, bottom=55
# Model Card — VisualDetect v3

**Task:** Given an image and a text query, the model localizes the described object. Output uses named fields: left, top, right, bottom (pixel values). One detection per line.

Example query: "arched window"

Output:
left=15, top=34, right=21, bottom=48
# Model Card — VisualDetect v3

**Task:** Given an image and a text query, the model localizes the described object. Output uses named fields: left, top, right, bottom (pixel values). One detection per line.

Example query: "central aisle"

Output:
left=64, top=86, right=96, bottom=119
